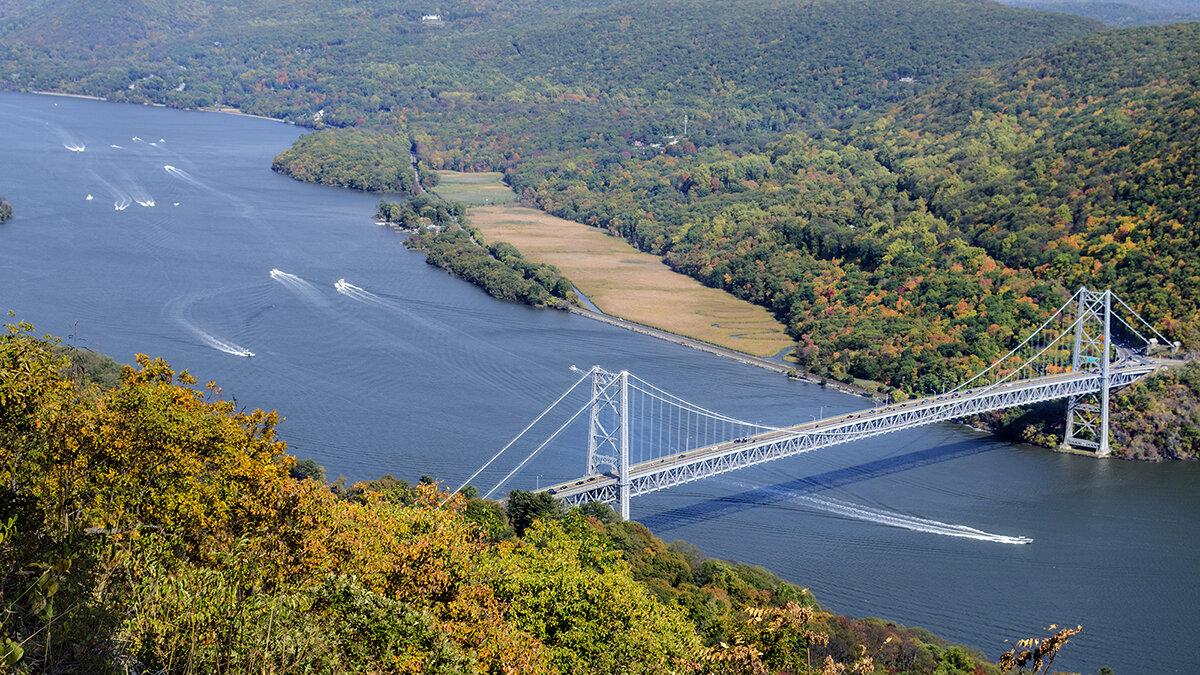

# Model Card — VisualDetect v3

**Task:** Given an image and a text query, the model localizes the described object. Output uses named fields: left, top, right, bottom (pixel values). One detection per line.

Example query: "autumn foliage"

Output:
left=1, top=322, right=1038, bottom=673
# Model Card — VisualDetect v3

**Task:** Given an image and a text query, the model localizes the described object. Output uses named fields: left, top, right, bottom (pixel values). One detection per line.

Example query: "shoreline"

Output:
left=27, top=89, right=107, bottom=101
left=199, top=106, right=293, bottom=124
left=23, top=89, right=294, bottom=125
left=564, top=305, right=884, bottom=402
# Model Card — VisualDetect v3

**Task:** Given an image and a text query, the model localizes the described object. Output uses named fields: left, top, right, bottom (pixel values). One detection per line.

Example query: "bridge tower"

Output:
left=585, top=368, right=631, bottom=519
left=1062, top=288, right=1114, bottom=455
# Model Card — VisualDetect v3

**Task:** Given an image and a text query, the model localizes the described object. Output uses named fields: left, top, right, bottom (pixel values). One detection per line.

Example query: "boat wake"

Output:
left=163, top=165, right=241, bottom=208
left=270, top=268, right=330, bottom=307
left=166, top=298, right=255, bottom=357
left=124, top=175, right=155, bottom=208
left=334, top=278, right=390, bottom=308
left=163, top=164, right=208, bottom=190
left=794, top=494, right=1032, bottom=545
left=114, top=198, right=130, bottom=211
left=333, top=277, right=455, bottom=341
left=63, top=143, right=85, bottom=152
left=192, top=332, right=254, bottom=357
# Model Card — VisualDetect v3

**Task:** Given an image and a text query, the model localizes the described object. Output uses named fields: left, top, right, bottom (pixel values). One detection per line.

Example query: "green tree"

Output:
left=505, top=489, right=563, bottom=536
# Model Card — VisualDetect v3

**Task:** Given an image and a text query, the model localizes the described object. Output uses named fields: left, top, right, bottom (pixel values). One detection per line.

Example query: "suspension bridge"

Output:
left=455, top=288, right=1180, bottom=519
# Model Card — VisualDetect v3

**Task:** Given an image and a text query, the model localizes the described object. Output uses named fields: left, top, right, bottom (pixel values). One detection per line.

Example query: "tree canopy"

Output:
left=0, top=321, right=1010, bottom=673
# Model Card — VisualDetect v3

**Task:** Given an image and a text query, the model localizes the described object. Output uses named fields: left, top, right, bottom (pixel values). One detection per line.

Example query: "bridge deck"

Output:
left=541, top=363, right=1156, bottom=506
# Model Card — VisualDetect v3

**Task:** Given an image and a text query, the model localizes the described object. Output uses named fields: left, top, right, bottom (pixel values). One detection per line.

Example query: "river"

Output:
left=0, top=92, right=1195, bottom=673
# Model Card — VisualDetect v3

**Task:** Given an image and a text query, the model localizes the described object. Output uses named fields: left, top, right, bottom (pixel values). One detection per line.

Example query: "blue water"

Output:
left=1, top=93, right=1196, bottom=673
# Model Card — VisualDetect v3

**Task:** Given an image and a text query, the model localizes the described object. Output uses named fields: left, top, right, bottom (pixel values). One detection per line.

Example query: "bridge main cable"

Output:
left=443, top=365, right=600, bottom=505
left=482, top=376, right=622, bottom=500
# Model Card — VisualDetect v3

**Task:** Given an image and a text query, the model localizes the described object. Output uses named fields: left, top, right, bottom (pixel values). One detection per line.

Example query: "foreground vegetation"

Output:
left=0, top=196, right=11, bottom=223
left=3, top=321, right=1074, bottom=673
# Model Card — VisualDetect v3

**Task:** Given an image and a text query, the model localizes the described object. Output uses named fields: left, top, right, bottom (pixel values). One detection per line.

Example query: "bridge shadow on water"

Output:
left=638, top=438, right=1004, bottom=533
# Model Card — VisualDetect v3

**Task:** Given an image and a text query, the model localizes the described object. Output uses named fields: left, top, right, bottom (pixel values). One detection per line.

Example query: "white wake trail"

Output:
left=163, top=164, right=209, bottom=190
left=188, top=329, right=255, bottom=357
left=51, top=123, right=86, bottom=152
left=795, top=494, right=1032, bottom=545
left=335, top=278, right=390, bottom=308
left=270, top=269, right=330, bottom=307
left=164, top=164, right=242, bottom=208
left=165, top=298, right=255, bottom=357
left=123, top=174, right=154, bottom=208
left=333, top=278, right=437, bottom=330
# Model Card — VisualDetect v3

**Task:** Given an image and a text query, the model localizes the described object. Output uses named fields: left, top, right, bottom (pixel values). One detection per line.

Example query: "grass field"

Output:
left=467, top=200, right=795, bottom=359
left=432, top=171, right=518, bottom=205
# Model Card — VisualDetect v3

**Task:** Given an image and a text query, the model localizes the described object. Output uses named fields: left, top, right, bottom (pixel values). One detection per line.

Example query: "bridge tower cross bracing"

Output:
left=1062, top=288, right=1114, bottom=455
left=585, top=368, right=631, bottom=519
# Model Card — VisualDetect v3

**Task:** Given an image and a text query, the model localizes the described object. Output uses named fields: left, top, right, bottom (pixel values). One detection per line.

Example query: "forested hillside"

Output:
left=0, top=322, right=1017, bottom=673
left=0, top=0, right=1099, bottom=142
left=501, top=23, right=1199, bottom=394
left=507, top=132, right=1056, bottom=392
left=850, top=23, right=1199, bottom=341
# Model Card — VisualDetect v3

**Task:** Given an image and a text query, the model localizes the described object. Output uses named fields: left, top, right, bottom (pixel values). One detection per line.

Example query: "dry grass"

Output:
left=469, top=203, right=795, bottom=358
left=432, top=171, right=518, bottom=205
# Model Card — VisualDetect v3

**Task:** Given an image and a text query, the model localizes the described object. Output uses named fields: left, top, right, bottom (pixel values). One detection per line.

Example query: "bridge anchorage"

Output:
left=456, top=288, right=1177, bottom=518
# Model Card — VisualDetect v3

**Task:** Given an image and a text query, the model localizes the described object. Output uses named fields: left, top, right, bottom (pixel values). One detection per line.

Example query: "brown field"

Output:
left=468, top=203, right=795, bottom=358
left=432, top=171, right=518, bottom=205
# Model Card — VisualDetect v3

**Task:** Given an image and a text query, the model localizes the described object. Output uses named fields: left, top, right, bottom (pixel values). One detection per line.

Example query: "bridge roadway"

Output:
left=540, top=361, right=1158, bottom=507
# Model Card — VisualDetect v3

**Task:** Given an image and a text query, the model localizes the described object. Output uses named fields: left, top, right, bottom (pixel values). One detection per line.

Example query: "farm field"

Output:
left=465, top=184, right=794, bottom=359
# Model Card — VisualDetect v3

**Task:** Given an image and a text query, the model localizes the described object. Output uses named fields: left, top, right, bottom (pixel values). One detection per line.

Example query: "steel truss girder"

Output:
left=549, top=367, right=1152, bottom=508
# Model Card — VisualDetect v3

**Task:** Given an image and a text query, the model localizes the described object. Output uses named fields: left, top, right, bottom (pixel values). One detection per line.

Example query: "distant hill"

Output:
left=996, top=0, right=1200, bottom=26
left=481, top=0, right=1104, bottom=132
left=0, top=0, right=1101, bottom=146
